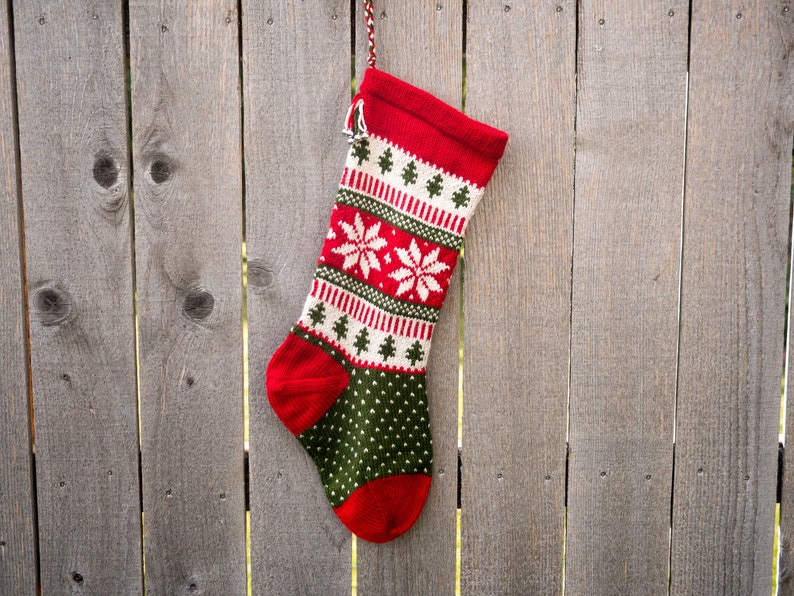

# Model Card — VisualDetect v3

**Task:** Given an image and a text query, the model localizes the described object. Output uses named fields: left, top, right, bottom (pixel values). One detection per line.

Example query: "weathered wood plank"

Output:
left=565, top=2, right=688, bottom=593
left=0, top=1, right=37, bottom=593
left=244, top=1, right=353, bottom=593
left=781, top=189, right=794, bottom=593
left=352, top=2, right=461, bottom=594
left=129, top=1, right=245, bottom=593
left=671, top=2, right=793, bottom=594
left=13, top=1, right=141, bottom=593
left=461, top=2, right=575, bottom=593
left=770, top=14, right=794, bottom=596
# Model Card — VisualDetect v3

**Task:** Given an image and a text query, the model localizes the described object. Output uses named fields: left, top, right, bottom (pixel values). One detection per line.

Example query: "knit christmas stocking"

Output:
left=266, top=67, right=508, bottom=543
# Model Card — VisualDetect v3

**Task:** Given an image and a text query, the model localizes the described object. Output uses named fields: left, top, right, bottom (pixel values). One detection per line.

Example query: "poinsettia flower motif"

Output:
left=390, top=239, right=450, bottom=301
left=332, top=212, right=387, bottom=278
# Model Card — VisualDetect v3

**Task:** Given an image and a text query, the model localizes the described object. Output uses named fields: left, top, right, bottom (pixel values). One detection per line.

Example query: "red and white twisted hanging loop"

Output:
left=364, top=0, right=377, bottom=68
left=344, top=1, right=375, bottom=142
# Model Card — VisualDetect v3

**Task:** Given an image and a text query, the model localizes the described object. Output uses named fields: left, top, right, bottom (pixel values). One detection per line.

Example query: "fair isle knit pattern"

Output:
left=266, top=67, right=508, bottom=543
left=341, top=135, right=486, bottom=236
left=296, top=135, right=484, bottom=373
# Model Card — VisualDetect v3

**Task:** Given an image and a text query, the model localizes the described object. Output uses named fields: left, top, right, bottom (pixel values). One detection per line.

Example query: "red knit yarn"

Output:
left=334, top=474, right=432, bottom=543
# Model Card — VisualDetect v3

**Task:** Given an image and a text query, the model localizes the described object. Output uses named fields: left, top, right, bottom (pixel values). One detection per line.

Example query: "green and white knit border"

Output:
left=298, top=295, right=431, bottom=372
left=314, top=264, right=440, bottom=324
left=335, top=188, right=463, bottom=252
left=346, top=135, right=487, bottom=222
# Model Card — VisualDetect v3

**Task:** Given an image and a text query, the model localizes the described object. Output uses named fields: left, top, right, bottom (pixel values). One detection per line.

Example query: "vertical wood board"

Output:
left=129, top=1, right=246, bottom=593
left=0, top=0, right=37, bottom=592
left=770, top=10, right=794, bottom=595
left=462, top=1, right=575, bottom=593
left=244, top=1, right=353, bottom=594
left=565, top=2, right=688, bottom=593
left=354, top=2, right=461, bottom=594
left=781, top=168, right=794, bottom=594
left=14, top=1, right=141, bottom=593
left=671, top=2, right=793, bottom=594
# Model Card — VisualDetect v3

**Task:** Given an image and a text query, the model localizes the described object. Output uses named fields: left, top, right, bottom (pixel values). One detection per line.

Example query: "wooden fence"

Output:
left=1, top=1, right=793, bottom=594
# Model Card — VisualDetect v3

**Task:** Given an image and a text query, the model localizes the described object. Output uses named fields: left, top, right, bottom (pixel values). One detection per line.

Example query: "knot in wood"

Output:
left=93, top=155, right=119, bottom=188
left=247, top=261, right=274, bottom=290
left=34, top=287, right=72, bottom=325
left=149, top=158, right=172, bottom=184
left=183, top=289, right=214, bottom=321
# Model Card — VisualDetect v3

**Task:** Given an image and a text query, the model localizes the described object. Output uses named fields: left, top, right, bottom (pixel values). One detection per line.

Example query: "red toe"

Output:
left=333, top=474, right=431, bottom=543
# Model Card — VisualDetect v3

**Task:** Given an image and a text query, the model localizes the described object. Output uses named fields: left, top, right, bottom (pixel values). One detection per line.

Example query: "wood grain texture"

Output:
left=671, top=2, right=794, bottom=594
left=783, top=95, right=794, bottom=595
left=244, top=2, right=353, bottom=594
left=0, top=0, right=37, bottom=592
left=129, top=1, right=245, bottom=593
left=565, top=2, right=688, bottom=593
left=781, top=191, right=794, bottom=593
left=769, top=11, right=794, bottom=596
left=13, top=1, right=141, bottom=593
left=353, top=2, right=461, bottom=594
left=461, top=2, right=575, bottom=593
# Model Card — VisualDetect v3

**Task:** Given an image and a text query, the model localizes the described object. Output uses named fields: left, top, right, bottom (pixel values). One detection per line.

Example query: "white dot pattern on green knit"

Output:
left=298, top=366, right=433, bottom=508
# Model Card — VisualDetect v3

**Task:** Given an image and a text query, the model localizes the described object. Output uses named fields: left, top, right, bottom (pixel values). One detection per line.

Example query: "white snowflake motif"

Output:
left=332, top=212, right=387, bottom=278
left=390, top=239, right=450, bottom=300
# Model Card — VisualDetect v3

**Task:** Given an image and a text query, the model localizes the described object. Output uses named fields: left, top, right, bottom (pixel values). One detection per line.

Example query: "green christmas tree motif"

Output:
left=451, top=185, right=471, bottom=208
left=426, top=173, right=443, bottom=198
left=307, top=302, right=326, bottom=327
left=353, top=328, right=370, bottom=356
left=332, top=314, right=349, bottom=341
left=401, top=161, right=418, bottom=185
left=377, top=148, right=393, bottom=174
left=352, top=138, right=370, bottom=165
left=405, top=340, right=425, bottom=366
left=378, top=335, right=397, bottom=362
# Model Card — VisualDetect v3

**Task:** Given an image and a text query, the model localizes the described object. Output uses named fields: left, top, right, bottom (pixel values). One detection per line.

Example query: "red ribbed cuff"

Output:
left=358, top=68, right=508, bottom=188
